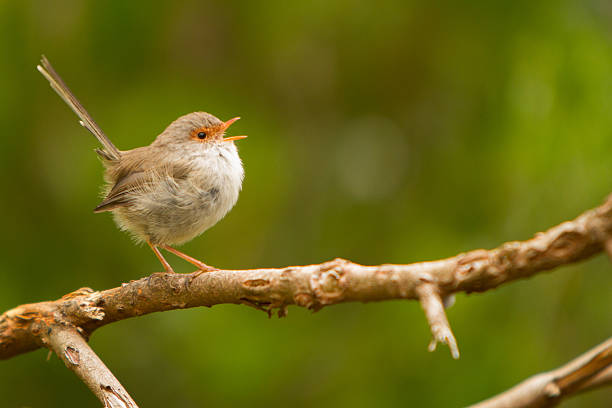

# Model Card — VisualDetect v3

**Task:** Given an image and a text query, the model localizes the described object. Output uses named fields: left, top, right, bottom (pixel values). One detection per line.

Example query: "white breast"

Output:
left=116, top=142, right=244, bottom=245
left=172, top=143, right=244, bottom=243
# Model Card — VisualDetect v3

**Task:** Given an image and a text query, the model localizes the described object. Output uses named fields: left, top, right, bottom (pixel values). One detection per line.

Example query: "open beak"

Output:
left=222, top=117, right=248, bottom=142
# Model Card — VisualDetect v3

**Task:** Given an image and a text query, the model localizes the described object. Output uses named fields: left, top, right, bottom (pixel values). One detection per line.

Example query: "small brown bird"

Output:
left=37, top=56, right=246, bottom=273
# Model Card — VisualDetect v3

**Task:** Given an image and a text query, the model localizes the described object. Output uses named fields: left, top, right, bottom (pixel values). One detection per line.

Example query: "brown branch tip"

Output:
left=471, top=336, right=612, bottom=407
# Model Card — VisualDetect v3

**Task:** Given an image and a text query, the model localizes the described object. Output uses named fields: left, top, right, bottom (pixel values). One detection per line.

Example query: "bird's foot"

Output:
left=189, top=266, right=219, bottom=281
left=190, top=261, right=218, bottom=273
left=159, top=244, right=218, bottom=274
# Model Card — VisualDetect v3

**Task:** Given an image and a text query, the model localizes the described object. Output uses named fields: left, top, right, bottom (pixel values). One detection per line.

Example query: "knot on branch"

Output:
left=61, top=289, right=105, bottom=325
left=101, top=384, right=137, bottom=408
left=242, top=279, right=270, bottom=288
left=310, top=258, right=349, bottom=309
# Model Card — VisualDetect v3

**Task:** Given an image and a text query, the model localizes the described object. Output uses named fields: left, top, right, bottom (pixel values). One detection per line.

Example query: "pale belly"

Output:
left=112, top=147, right=243, bottom=245
left=113, top=177, right=238, bottom=245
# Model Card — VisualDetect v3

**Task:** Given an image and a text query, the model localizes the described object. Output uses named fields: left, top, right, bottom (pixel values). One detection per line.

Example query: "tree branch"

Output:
left=469, top=336, right=612, bottom=408
left=46, top=325, right=138, bottom=408
left=1, top=194, right=612, bottom=406
left=416, top=283, right=459, bottom=359
left=1, top=195, right=612, bottom=362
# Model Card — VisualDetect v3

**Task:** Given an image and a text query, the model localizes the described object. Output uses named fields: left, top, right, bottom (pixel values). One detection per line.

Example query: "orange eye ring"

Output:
left=191, top=126, right=210, bottom=141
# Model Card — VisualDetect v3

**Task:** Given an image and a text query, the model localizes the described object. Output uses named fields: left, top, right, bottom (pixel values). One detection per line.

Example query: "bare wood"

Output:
left=416, top=283, right=459, bottom=359
left=578, top=364, right=612, bottom=392
left=46, top=325, right=138, bottom=408
left=1, top=195, right=612, bottom=363
left=470, top=337, right=612, bottom=408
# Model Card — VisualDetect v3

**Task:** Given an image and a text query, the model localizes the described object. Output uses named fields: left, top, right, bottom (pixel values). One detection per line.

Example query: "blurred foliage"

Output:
left=0, top=0, right=611, bottom=407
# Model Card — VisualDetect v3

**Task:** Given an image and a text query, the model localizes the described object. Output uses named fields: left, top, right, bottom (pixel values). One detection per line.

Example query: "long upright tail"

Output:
left=37, top=55, right=121, bottom=162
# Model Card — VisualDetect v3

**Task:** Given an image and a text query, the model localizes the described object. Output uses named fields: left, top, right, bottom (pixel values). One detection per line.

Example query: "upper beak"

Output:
left=222, top=117, right=248, bottom=142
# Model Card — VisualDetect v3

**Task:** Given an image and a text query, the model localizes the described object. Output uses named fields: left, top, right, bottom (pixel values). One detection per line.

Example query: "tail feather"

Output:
left=37, top=55, right=121, bottom=161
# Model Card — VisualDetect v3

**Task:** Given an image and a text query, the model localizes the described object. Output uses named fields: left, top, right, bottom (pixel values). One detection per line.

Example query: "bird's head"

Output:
left=157, top=112, right=247, bottom=148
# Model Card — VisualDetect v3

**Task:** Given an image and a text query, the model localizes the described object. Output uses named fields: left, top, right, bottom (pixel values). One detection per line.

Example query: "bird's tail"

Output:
left=37, top=55, right=121, bottom=162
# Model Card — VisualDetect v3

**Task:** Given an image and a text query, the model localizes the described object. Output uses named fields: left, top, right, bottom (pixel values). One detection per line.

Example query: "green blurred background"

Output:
left=1, top=0, right=611, bottom=407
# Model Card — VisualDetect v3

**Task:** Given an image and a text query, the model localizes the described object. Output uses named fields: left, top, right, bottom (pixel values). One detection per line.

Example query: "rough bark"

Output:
left=1, top=194, right=611, bottom=406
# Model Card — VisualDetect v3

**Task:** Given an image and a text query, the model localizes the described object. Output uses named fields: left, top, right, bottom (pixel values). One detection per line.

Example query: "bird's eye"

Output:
left=197, top=132, right=207, bottom=139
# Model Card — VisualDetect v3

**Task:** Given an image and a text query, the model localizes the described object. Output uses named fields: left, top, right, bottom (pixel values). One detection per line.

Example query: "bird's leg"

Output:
left=159, top=244, right=218, bottom=272
left=147, top=241, right=175, bottom=273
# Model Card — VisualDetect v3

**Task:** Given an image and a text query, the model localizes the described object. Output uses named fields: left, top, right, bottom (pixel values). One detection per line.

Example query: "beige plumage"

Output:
left=37, top=56, right=246, bottom=273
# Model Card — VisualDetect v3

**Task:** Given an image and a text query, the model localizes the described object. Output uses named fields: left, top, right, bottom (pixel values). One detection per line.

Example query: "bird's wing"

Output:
left=93, top=171, right=149, bottom=213
left=93, top=161, right=191, bottom=213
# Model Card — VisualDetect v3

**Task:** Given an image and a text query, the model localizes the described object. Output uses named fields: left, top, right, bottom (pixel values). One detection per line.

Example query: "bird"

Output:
left=37, top=56, right=247, bottom=274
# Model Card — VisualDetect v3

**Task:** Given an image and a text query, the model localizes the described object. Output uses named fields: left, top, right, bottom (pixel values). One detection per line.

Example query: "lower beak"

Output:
left=222, top=117, right=247, bottom=142
left=223, top=135, right=248, bottom=142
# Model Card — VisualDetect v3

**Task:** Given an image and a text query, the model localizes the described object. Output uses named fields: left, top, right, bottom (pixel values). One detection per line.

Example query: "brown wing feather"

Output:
left=93, top=159, right=192, bottom=213
left=93, top=171, right=148, bottom=212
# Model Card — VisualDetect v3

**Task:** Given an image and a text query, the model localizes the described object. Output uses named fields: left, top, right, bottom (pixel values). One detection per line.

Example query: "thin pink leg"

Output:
left=148, top=241, right=174, bottom=273
left=159, top=244, right=218, bottom=272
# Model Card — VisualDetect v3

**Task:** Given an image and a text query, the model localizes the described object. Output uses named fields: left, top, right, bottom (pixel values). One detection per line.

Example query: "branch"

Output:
left=46, top=325, right=138, bottom=408
left=416, top=283, right=459, bottom=359
left=1, top=195, right=612, bottom=362
left=1, top=195, right=612, bottom=406
left=470, top=336, right=612, bottom=408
